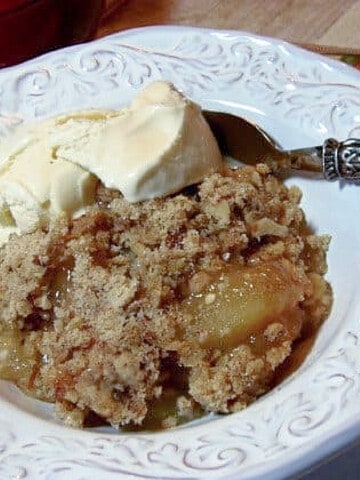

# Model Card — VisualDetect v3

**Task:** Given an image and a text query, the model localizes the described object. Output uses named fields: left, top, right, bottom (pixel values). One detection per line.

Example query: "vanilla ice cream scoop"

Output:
left=54, top=81, right=223, bottom=201
left=0, top=81, right=223, bottom=245
left=0, top=119, right=100, bottom=246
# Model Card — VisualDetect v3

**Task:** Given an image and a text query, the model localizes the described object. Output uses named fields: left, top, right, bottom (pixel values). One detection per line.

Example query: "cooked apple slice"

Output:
left=0, top=328, right=34, bottom=389
left=181, top=261, right=309, bottom=350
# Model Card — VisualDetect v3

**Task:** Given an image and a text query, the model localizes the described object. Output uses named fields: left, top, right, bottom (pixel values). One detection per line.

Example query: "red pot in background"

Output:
left=0, top=0, right=104, bottom=68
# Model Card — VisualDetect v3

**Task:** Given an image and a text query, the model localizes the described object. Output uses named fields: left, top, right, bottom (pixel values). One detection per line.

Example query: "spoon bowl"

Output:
left=203, top=110, right=360, bottom=182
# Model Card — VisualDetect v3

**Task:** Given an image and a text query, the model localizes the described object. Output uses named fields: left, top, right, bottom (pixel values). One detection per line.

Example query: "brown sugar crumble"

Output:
left=0, top=164, right=332, bottom=430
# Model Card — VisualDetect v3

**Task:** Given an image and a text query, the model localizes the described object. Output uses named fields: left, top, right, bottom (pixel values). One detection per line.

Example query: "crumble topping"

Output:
left=0, top=164, right=332, bottom=429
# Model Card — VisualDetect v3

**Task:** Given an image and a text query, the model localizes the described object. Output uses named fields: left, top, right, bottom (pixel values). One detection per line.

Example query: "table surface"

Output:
left=96, top=2, right=360, bottom=479
left=98, top=0, right=360, bottom=56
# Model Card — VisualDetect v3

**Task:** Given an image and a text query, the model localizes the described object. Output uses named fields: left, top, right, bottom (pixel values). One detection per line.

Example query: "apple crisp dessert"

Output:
left=0, top=163, right=332, bottom=429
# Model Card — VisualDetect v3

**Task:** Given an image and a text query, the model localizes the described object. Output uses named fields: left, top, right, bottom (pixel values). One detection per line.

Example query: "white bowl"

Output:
left=0, top=26, right=360, bottom=480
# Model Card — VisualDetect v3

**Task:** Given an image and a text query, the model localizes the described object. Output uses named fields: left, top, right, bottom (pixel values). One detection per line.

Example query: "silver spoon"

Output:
left=203, top=111, right=360, bottom=181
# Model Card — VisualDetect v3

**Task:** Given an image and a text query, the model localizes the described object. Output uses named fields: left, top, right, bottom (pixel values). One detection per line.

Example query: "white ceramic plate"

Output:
left=0, top=26, right=360, bottom=480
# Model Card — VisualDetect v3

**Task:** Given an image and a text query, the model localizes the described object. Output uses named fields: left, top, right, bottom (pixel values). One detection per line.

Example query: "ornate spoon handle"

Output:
left=286, top=138, right=360, bottom=181
left=322, top=138, right=360, bottom=181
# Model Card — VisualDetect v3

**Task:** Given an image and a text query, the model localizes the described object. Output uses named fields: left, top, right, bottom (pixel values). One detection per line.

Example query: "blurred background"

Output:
left=1, top=0, right=359, bottom=68
left=98, top=0, right=360, bottom=67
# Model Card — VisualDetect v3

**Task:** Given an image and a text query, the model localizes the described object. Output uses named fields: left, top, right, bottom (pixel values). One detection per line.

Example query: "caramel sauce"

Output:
left=272, top=322, right=319, bottom=385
